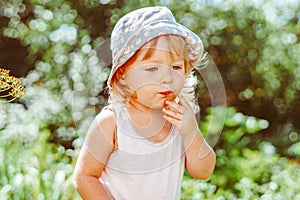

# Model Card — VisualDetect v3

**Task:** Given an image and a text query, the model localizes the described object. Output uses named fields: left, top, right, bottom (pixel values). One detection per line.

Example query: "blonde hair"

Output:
left=108, top=35, right=199, bottom=113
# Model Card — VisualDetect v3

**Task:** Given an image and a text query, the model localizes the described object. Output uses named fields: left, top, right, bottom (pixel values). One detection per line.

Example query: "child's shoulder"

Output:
left=96, top=105, right=115, bottom=119
left=94, top=105, right=116, bottom=136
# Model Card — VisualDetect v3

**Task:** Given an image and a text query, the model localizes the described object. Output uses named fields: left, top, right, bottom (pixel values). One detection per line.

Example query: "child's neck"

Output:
left=127, top=100, right=165, bottom=127
left=127, top=101, right=171, bottom=142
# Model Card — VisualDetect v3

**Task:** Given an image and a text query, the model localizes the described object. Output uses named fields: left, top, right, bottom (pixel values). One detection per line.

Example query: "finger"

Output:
left=165, top=100, right=183, bottom=114
left=162, top=107, right=182, bottom=121
left=163, top=114, right=181, bottom=128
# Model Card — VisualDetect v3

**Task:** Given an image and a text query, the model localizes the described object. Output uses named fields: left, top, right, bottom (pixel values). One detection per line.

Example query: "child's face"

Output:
left=121, top=36, right=186, bottom=109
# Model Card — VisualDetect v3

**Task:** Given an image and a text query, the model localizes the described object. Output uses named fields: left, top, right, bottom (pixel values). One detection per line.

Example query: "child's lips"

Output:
left=159, top=91, right=173, bottom=96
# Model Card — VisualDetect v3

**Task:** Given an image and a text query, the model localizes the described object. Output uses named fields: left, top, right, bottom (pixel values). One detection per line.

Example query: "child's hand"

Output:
left=162, top=94, right=198, bottom=138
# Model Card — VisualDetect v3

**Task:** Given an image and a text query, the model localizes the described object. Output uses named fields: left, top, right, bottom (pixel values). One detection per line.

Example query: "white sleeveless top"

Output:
left=100, top=103, right=185, bottom=200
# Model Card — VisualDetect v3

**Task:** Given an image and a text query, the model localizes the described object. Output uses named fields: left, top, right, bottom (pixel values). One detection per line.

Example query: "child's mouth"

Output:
left=159, top=91, right=173, bottom=96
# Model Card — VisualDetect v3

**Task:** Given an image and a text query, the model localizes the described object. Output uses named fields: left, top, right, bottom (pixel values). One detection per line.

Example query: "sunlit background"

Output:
left=0, top=0, right=299, bottom=199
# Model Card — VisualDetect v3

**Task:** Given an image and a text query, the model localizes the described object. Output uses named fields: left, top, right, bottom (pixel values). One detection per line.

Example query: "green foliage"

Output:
left=199, top=107, right=271, bottom=187
left=0, top=120, right=79, bottom=199
left=1, top=0, right=300, bottom=199
left=182, top=107, right=300, bottom=199
left=182, top=150, right=300, bottom=200
left=200, top=106, right=269, bottom=150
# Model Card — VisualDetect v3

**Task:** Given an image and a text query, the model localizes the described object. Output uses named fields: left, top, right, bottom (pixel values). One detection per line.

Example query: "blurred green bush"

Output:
left=1, top=103, right=299, bottom=199
left=181, top=107, right=300, bottom=199
left=0, top=116, right=79, bottom=199
left=0, top=0, right=300, bottom=199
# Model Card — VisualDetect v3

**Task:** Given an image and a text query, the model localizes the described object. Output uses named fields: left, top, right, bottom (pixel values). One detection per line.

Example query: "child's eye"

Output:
left=146, top=67, right=158, bottom=72
left=172, top=65, right=182, bottom=70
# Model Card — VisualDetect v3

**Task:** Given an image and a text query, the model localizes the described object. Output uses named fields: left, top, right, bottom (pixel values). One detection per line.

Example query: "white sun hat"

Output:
left=107, top=6, right=204, bottom=87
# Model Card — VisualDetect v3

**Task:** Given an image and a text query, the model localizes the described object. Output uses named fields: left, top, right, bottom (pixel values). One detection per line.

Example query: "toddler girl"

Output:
left=74, top=6, right=216, bottom=200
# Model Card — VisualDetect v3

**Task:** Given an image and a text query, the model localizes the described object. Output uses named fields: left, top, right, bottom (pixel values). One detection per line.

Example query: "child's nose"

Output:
left=159, top=67, right=173, bottom=84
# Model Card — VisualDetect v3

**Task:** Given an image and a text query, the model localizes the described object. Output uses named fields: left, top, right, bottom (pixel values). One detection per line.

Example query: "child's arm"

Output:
left=74, top=109, right=116, bottom=199
left=74, top=148, right=113, bottom=199
left=182, top=129, right=216, bottom=180
left=163, top=94, right=216, bottom=180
